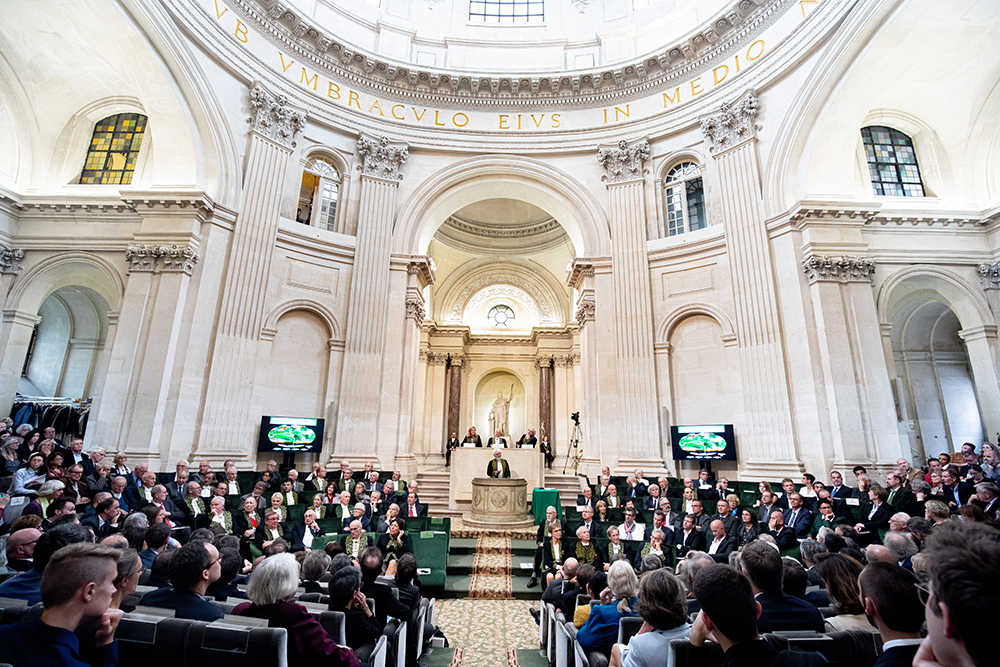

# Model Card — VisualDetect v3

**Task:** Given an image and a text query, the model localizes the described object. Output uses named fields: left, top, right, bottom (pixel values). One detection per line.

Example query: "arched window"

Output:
left=663, top=162, right=706, bottom=237
left=469, top=0, right=544, bottom=23
left=79, top=113, right=147, bottom=185
left=488, top=304, right=515, bottom=328
left=861, top=126, right=925, bottom=197
left=298, top=157, right=340, bottom=231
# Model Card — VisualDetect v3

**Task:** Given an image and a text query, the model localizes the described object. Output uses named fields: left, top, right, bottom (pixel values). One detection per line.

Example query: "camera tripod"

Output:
left=563, top=421, right=584, bottom=474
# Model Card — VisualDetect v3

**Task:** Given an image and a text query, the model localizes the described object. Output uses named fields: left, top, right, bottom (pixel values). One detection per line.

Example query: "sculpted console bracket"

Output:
left=978, top=262, right=1000, bottom=290
left=597, top=139, right=650, bottom=183
left=125, top=245, right=200, bottom=275
left=801, top=255, right=875, bottom=285
left=701, top=90, right=760, bottom=152
left=0, top=247, right=25, bottom=275
left=357, top=135, right=409, bottom=181
left=248, top=83, right=306, bottom=148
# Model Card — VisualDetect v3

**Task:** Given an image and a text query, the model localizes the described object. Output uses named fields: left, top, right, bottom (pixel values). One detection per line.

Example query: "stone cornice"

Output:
left=125, top=244, right=200, bottom=275
left=231, top=0, right=793, bottom=109
left=801, top=254, right=875, bottom=285
left=567, top=258, right=597, bottom=289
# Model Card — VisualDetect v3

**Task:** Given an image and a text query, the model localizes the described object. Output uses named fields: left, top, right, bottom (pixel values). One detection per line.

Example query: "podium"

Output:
left=465, top=477, right=534, bottom=529
left=449, top=447, right=543, bottom=514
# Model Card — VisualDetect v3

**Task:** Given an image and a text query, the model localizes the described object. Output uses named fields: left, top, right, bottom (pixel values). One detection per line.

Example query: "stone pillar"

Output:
left=596, top=140, right=661, bottom=470
left=537, top=355, right=553, bottom=443
left=802, top=255, right=905, bottom=469
left=391, top=257, right=433, bottom=474
left=568, top=259, right=602, bottom=475
left=701, top=91, right=798, bottom=477
left=446, top=353, right=463, bottom=442
left=427, top=352, right=450, bottom=458
left=0, top=247, right=30, bottom=416
left=333, top=136, right=409, bottom=458
left=958, top=325, right=1000, bottom=438
left=196, top=84, right=305, bottom=464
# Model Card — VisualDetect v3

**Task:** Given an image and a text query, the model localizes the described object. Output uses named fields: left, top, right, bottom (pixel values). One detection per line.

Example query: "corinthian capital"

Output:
left=248, top=83, right=306, bottom=148
left=701, top=90, right=759, bottom=153
left=357, top=135, right=409, bottom=180
left=125, top=244, right=200, bottom=275
left=597, top=139, right=650, bottom=183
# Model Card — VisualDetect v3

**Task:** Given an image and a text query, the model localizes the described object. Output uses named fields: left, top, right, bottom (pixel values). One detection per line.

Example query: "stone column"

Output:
left=196, top=84, right=305, bottom=464
left=701, top=91, right=798, bottom=477
left=958, top=325, right=1000, bottom=438
left=0, top=247, right=30, bottom=416
left=446, top=353, right=463, bottom=442
left=802, top=255, right=905, bottom=469
left=333, top=136, right=409, bottom=458
left=391, top=257, right=433, bottom=474
left=596, top=140, right=661, bottom=470
left=568, top=259, right=602, bottom=475
left=537, top=355, right=553, bottom=444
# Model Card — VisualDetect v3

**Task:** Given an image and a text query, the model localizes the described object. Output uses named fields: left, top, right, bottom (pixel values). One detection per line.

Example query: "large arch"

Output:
left=876, top=265, right=993, bottom=331
left=262, top=298, right=343, bottom=342
left=657, top=302, right=738, bottom=346
left=10, top=253, right=126, bottom=317
left=393, top=155, right=612, bottom=258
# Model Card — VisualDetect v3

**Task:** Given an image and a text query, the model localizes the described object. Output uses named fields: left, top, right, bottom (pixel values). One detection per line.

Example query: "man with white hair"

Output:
left=882, top=531, right=918, bottom=569
left=888, top=512, right=910, bottom=533
left=974, top=481, right=999, bottom=519
left=486, top=448, right=511, bottom=478
left=487, top=428, right=507, bottom=448
left=333, top=490, right=353, bottom=522
left=516, top=426, right=537, bottom=448
left=344, top=502, right=371, bottom=531
left=340, top=519, right=369, bottom=562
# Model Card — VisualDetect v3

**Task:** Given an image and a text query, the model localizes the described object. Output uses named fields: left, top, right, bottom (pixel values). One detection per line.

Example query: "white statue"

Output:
left=488, top=384, right=514, bottom=437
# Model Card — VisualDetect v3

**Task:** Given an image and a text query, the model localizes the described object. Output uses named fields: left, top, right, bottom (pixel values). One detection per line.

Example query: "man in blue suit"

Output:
left=783, top=493, right=813, bottom=539
left=858, top=562, right=924, bottom=667
left=140, top=540, right=224, bottom=621
left=740, top=541, right=824, bottom=633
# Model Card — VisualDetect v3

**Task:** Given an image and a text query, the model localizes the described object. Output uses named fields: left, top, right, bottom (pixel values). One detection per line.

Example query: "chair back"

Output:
left=617, top=616, right=644, bottom=645
left=185, top=622, right=289, bottom=667
left=371, top=634, right=388, bottom=667
left=319, top=610, right=347, bottom=645
left=117, top=615, right=192, bottom=667
left=393, top=618, right=408, bottom=667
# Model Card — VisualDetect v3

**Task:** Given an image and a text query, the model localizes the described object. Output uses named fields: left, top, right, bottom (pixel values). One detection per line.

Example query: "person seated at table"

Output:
left=462, top=426, right=483, bottom=447
left=486, top=448, right=511, bottom=478
left=516, top=427, right=537, bottom=448
left=634, top=528, right=669, bottom=570
left=487, top=429, right=507, bottom=447
left=577, top=560, right=639, bottom=658
left=542, top=522, right=569, bottom=587
left=574, top=525, right=603, bottom=569
left=604, top=525, right=629, bottom=571
left=376, top=517, right=411, bottom=575
left=233, top=552, right=360, bottom=666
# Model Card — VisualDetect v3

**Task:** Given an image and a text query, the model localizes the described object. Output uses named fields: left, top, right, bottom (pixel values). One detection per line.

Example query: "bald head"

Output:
left=7, top=528, right=42, bottom=559
left=865, top=544, right=894, bottom=564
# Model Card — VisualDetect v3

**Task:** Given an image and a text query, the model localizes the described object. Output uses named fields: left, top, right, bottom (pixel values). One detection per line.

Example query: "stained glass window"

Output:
left=488, top=305, right=515, bottom=328
left=861, top=126, right=925, bottom=197
left=469, top=1, right=544, bottom=23
left=663, top=162, right=706, bottom=237
left=80, top=114, right=147, bottom=185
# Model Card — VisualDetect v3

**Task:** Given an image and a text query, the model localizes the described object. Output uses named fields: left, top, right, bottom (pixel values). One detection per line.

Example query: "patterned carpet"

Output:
left=433, top=599, right=540, bottom=667
left=468, top=533, right=514, bottom=600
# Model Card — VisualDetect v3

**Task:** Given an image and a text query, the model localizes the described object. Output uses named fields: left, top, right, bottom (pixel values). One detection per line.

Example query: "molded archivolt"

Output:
left=434, top=259, right=569, bottom=327
left=10, top=253, right=126, bottom=317
left=262, top=298, right=343, bottom=342
left=876, top=266, right=992, bottom=333
left=392, top=155, right=610, bottom=258
left=657, top=302, right=737, bottom=346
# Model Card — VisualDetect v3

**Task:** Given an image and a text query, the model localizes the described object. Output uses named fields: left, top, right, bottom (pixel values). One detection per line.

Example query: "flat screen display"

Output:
left=257, top=416, right=324, bottom=453
left=670, top=424, right=737, bottom=461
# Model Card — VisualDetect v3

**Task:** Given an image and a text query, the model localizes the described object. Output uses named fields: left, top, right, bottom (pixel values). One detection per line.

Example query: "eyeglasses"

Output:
left=915, top=582, right=932, bottom=607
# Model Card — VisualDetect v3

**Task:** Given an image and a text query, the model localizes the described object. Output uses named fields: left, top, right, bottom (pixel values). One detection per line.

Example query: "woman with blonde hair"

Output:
left=924, top=499, right=951, bottom=525
left=111, top=549, right=143, bottom=611
left=609, top=568, right=691, bottom=667
left=577, top=559, right=639, bottom=658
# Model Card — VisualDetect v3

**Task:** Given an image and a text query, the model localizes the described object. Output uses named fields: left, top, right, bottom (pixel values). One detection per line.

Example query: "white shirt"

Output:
left=708, top=537, right=723, bottom=555
left=302, top=526, right=315, bottom=549
left=227, top=481, right=240, bottom=495
left=142, top=487, right=154, bottom=501
left=881, top=639, right=924, bottom=651
left=189, top=499, right=201, bottom=517
left=211, top=513, right=226, bottom=527
left=285, top=491, right=295, bottom=505
left=618, top=522, right=644, bottom=541
left=351, top=538, right=361, bottom=558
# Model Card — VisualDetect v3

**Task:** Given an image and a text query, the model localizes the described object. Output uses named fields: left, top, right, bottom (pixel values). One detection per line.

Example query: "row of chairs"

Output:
left=539, top=593, right=884, bottom=667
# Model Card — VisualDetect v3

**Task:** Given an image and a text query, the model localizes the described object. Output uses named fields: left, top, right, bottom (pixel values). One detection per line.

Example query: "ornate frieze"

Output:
left=125, top=244, right=200, bottom=275
left=701, top=90, right=759, bottom=152
left=248, top=83, right=306, bottom=148
left=978, top=263, right=1000, bottom=290
left=554, top=354, right=579, bottom=368
left=0, top=247, right=25, bottom=275
left=357, top=136, right=409, bottom=180
left=597, top=139, right=650, bottom=183
left=801, top=255, right=875, bottom=285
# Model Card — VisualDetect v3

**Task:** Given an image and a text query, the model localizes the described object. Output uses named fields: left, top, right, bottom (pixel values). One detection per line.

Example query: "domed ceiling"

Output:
left=434, top=198, right=570, bottom=254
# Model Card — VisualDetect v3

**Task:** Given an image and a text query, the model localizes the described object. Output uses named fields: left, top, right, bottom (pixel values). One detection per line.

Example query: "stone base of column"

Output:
left=614, top=458, right=671, bottom=477
left=392, top=453, right=419, bottom=479
left=325, top=455, right=379, bottom=472
left=741, top=458, right=805, bottom=480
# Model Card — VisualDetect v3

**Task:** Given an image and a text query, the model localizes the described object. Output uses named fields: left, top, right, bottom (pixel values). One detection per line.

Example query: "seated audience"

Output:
left=375, top=517, right=411, bottom=574
left=359, top=546, right=413, bottom=630
left=5, top=526, right=41, bottom=572
left=924, top=499, right=952, bottom=526
left=814, top=553, right=875, bottom=631
left=291, top=508, right=324, bottom=552
left=254, top=509, right=290, bottom=551
left=206, top=548, right=246, bottom=602
left=609, top=568, right=690, bottom=667
left=542, top=522, right=569, bottom=586
left=110, top=548, right=142, bottom=611
left=0, top=523, right=94, bottom=604
left=765, top=510, right=797, bottom=550
left=705, top=520, right=737, bottom=563
left=574, top=525, right=602, bottom=569
left=735, top=509, right=760, bottom=549
left=577, top=559, right=639, bottom=658
left=341, top=520, right=370, bottom=563
left=739, top=541, right=824, bottom=632
left=328, top=560, right=384, bottom=664
left=575, top=571, right=607, bottom=628
left=781, top=558, right=808, bottom=600
left=687, top=564, right=826, bottom=667
left=233, top=552, right=359, bottom=665
left=858, top=562, right=925, bottom=667
left=0, top=543, right=124, bottom=667
left=140, top=539, right=224, bottom=621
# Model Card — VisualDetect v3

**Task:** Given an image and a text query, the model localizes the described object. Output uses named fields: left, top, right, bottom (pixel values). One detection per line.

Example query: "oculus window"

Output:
left=80, top=113, right=147, bottom=185
left=488, top=305, right=515, bottom=328
left=663, top=162, right=706, bottom=237
left=861, top=126, right=925, bottom=197
left=469, top=1, right=544, bottom=23
left=298, top=157, right=340, bottom=231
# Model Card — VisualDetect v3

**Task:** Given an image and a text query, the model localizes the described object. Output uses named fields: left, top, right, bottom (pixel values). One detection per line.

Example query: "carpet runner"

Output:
left=468, top=533, right=514, bottom=599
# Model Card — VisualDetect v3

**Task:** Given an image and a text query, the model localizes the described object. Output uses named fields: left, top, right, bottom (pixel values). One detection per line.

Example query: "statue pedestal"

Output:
left=463, top=477, right=535, bottom=530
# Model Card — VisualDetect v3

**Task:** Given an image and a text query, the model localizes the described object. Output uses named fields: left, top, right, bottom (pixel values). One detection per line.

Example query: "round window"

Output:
left=488, top=304, right=515, bottom=328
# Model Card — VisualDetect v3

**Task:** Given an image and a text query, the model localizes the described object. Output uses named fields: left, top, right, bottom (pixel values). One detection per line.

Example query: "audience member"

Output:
left=739, top=541, right=824, bottom=633
left=110, top=548, right=142, bottom=611
left=328, top=563, right=384, bottom=664
left=577, top=559, right=639, bottom=658
left=814, top=553, right=875, bottom=632
left=0, top=523, right=93, bottom=604
left=206, top=548, right=246, bottom=602
left=610, top=568, right=690, bottom=667
left=359, top=546, right=413, bottom=629
left=858, top=562, right=924, bottom=667
left=140, top=539, right=224, bottom=621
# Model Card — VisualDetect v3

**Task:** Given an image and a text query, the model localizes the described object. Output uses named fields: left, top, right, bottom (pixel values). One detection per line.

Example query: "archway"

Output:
left=474, top=370, right=526, bottom=441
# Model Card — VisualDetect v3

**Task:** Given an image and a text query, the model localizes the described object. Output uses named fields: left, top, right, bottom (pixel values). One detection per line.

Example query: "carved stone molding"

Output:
left=248, top=83, right=306, bottom=148
left=0, top=247, right=26, bottom=275
left=979, top=263, right=1000, bottom=290
left=567, top=258, right=597, bottom=289
left=446, top=352, right=465, bottom=366
left=357, top=135, right=409, bottom=181
left=575, top=300, right=596, bottom=324
left=406, top=256, right=435, bottom=289
left=570, top=0, right=594, bottom=12
left=597, top=139, right=650, bottom=183
left=701, top=90, right=759, bottom=153
left=801, top=255, right=875, bottom=285
left=405, top=296, right=426, bottom=323
left=422, top=351, right=449, bottom=365
left=554, top=354, right=578, bottom=368
left=534, top=355, right=554, bottom=369
left=125, top=244, right=200, bottom=275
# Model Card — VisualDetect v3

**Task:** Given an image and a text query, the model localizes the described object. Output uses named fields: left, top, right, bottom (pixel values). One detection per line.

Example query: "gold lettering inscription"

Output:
left=327, top=82, right=341, bottom=100
left=391, top=105, right=405, bottom=120
left=499, top=115, right=510, bottom=129
left=747, top=40, right=765, bottom=61
left=412, top=108, right=426, bottom=122
left=615, top=106, right=630, bottom=122
left=433, top=111, right=446, bottom=126
left=233, top=19, right=248, bottom=43
left=278, top=53, right=295, bottom=73
left=300, top=68, right=317, bottom=91
left=530, top=114, right=544, bottom=128
left=663, top=88, right=681, bottom=106
left=551, top=114, right=561, bottom=128
left=453, top=112, right=469, bottom=127
left=348, top=91, right=361, bottom=110
left=213, top=0, right=228, bottom=19
left=369, top=100, right=385, bottom=116
left=713, top=65, right=729, bottom=85
left=690, top=78, right=704, bottom=96
left=799, top=0, right=819, bottom=17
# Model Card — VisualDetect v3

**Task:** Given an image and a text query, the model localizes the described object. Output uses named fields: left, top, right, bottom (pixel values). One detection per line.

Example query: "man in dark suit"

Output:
left=138, top=522, right=171, bottom=569
left=577, top=486, right=596, bottom=508
left=402, top=492, right=425, bottom=518
left=342, top=503, right=372, bottom=531
left=359, top=547, right=413, bottom=629
left=740, top=541, right=824, bottom=633
left=858, top=562, right=925, bottom=667
left=81, top=497, right=122, bottom=540
left=124, top=471, right=157, bottom=510
left=709, top=499, right=738, bottom=535
left=757, top=491, right=779, bottom=524
left=783, top=493, right=813, bottom=539
left=705, top=519, right=737, bottom=563
left=643, top=509, right=673, bottom=543
left=642, top=484, right=663, bottom=510
left=516, top=427, right=538, bottom=449
left=141, top=540, right=224, bottom=621
left=675, top=515, right=706, bottom=557
left=974, top=481, right=1000, bottom=519
left=486, top=448, right=511, bottom=478
left=445, top=431, right=461, bottom=467
left=579, top=506, right=601, bottom=538
left=486, top=429, right=507, bottom=447
left=828, top=470, right=854, bottom=499
left=686, top=563, right=827, bottom=667
left=885, top=472, right=918, bottom=516
left=376, top=504, right=402, bottom=533
left=941, top=468, right=974, bottom=511
left=687, top=500, right=712, bottom=531
left=765, top=510, right=797, bottom=551
left=695, top=469, right=718, bottom=502
left=853, top=484, right=893, bottom=546
left=149, top=484, right=188, bottom=529
left=254, top=509, right=290, bottom=551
